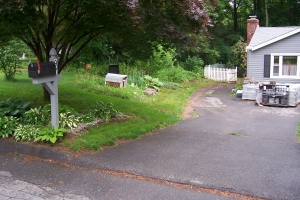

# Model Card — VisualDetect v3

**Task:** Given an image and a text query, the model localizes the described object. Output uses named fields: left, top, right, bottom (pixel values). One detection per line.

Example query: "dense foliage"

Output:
left=0, top=0, right=216, bottom=73
left=0, top=0, right=298, bottom=94
left=0, top=39, right=31, bottom=80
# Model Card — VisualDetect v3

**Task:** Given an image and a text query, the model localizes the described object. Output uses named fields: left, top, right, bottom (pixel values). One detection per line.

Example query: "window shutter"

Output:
left=264, top=55, right=271, bottom=77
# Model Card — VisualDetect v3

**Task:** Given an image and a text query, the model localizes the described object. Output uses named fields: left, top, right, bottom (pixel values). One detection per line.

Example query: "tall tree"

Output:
left=0, top=0, right=216, bottom=99
left=253, top=0, right=300, bottom=26
left=0, top=0, right=216, bottom=73
left=229, top=0, right=252, bottom=32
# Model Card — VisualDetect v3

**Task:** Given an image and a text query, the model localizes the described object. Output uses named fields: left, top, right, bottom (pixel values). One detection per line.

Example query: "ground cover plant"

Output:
left=0, top=70, right=215, bottom=151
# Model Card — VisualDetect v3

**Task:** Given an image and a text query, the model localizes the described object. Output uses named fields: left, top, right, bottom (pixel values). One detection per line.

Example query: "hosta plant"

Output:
left=59, top=112, right=79, bottom=129
left=78, top=113, right=96, bottom=123
left=0, top=97, right=32, bottom=118
left=0, top=116, right=19, bottom=138
left=59, top=104, right=79, bottom=115
left=85, top=101, right=120, bottom=121
left=13, top=124, right=40, bottom=142
left=143, top=75, right=163, bottom=91
left=34, top=127, right=67, bottom=144
left=23, top=106, right=51, bottom=126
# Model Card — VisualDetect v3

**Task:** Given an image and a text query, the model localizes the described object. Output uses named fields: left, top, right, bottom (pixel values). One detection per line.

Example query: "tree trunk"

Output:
left=265, top=0, right=268, bottom=27
left=233, top=0, right=238, bottom=32
left=43, top=85, right=50, bottom=102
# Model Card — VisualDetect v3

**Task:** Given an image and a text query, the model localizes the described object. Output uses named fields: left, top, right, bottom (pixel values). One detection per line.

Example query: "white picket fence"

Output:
left=204, top=65, right=237, bottom=82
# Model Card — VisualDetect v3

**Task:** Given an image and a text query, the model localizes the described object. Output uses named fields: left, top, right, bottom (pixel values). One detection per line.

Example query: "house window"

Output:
left=270, top=54, right=300, bottom=78
left=282, top=56, right=297, bottom=76
left=273, top=56, right=279, bottom=76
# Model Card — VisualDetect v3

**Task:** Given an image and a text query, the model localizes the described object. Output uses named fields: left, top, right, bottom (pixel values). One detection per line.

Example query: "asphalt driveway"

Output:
left=1, top=84, right=300, bottom=199
left=75, top=84, right=300, bottom=199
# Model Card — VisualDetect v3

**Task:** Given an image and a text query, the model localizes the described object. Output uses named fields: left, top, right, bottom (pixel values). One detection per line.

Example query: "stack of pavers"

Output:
left=242, top=77, right=259, bottom=101
left=287, top=84, right=300, bottom=106
left=242, top=76, right=300, bottom=106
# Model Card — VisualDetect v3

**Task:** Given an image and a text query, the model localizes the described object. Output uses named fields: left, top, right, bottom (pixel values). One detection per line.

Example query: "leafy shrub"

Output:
left=183, top=56, right=204, bottom=72
left=34, top=127, right=67, bottom=144
left=0, top=97, right=32, bottom=118
left=0, top=116, right=19, bottom=138
left=143, top=75, right=163, bottom=91
left=235, top=83, right=243, bottom=91
left=85, top=101, right=120, bottom=121
left=0, top=39, right=30, bottom=80
left=228, top=37, right=247, bottom=74
left=13, top=124, right=40, bottom=142
left=146, top=44, right=176, bottom=75
left=23, top=106, right=51, bottom=126
left=232, top=83, right=243, bottom=94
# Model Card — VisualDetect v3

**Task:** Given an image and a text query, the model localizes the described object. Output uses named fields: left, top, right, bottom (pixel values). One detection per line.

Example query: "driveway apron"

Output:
left=76, top=84, right=300, bottom=200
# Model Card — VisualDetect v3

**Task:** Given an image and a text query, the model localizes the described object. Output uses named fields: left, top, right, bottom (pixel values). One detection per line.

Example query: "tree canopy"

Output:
left=0, top=0, right=217, bottom=73
left=1, top=0, right=299, bottom=74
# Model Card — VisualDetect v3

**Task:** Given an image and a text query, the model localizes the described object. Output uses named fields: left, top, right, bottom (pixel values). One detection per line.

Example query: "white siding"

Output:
left=247, top=33, right=300, bottom=83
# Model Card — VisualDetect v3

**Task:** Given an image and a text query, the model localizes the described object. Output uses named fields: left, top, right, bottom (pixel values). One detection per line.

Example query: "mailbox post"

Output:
left=28, top=48, right=60, bottom=127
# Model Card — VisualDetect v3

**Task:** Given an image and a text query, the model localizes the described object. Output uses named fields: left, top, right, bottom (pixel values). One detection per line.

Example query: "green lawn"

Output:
left=0, top=71, right=215, bottom=151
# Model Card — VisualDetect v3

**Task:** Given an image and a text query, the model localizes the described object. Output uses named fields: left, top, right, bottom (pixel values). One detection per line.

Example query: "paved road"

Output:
left=0, top=153, right=231, bottom=200
left=1, top=84, right=300, bottom=199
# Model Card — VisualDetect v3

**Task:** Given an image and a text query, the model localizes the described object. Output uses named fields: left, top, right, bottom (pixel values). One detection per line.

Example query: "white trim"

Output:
left=270, top=53, right=300, bottom=79
left=247, top=27, right=300, bottom=51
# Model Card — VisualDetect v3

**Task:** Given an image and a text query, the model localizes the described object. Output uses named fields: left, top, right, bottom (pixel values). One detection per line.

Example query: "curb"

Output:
left=0, top=140, right=75, bottom=163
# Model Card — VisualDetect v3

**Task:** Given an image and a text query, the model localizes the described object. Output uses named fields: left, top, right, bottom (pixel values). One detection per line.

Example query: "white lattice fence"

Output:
left=204, top=65, right=237, bottom=82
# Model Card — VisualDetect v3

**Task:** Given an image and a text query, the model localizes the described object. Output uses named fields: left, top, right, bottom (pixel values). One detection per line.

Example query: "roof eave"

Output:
left=248, top=27, right=300, bottom=52
left=246, top=46, right=253, bottom=51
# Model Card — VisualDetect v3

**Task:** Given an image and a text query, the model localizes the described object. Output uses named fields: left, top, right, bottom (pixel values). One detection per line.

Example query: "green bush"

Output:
left=232, top=83, right=243, bottom=94
left=0, top=39, right=31, bottom=80
left=0, top=116, right=19, bottom=138
left=146, top=44, right=176, bottom=75
left=183, top=56, right=204, bottom=72
left=84, top=101, right=121, bottom=121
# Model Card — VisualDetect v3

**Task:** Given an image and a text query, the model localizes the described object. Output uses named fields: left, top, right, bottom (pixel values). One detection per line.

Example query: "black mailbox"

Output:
left=28, top=62, right=56, bottom=78
left=109, top=65, right=119, bottom=74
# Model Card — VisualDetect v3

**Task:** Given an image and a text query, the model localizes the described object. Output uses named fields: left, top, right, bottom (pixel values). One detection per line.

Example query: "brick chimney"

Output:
left=247, top=16, right=259, bottom=45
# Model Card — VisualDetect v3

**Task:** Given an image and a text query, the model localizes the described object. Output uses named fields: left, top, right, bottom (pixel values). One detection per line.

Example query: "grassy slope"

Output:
left=0, top=71, right=215, bottom=151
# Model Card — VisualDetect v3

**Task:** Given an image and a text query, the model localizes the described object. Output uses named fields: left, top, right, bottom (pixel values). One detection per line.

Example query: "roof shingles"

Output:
left=248, top=27, right=300, bottom=48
